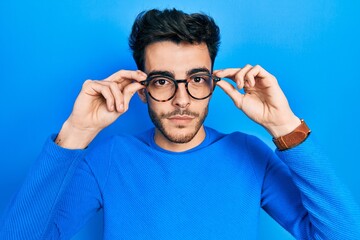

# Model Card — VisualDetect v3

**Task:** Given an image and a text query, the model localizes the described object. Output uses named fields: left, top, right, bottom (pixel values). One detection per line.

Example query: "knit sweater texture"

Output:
left=1, top=126, right=359, bottom=239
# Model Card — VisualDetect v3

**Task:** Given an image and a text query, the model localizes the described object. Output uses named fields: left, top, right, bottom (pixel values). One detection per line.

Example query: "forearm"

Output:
left=276, top=135, right=360, bottom=239
left=0, top=135, right=86, bottom=239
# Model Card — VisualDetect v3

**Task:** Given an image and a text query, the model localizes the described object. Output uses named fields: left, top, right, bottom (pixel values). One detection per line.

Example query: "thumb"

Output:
left=216, top=80, right=244, bottom=109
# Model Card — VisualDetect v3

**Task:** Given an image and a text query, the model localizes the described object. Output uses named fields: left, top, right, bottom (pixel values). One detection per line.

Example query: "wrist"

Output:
left=55, top=120, right=100, bottom=149
left=265, top=116, right=302, bottom=138
left=272, top=119, right=311, bottom=151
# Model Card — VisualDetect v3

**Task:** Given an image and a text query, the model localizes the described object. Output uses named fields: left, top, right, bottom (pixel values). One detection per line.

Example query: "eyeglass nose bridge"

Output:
left=164, top=79, right=189, bottom=102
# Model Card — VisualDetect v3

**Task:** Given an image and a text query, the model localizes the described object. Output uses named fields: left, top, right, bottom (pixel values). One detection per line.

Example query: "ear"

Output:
left=137, top=88, right=147, bottom=103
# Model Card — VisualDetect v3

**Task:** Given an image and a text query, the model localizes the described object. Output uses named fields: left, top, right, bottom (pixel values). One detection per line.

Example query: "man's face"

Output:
left=139, top=41, right=212, bottom=149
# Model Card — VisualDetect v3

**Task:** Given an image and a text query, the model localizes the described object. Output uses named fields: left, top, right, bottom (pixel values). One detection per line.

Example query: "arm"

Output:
left=0, top=136, right=87, bottom=239
left=215, top=65, right=360, bottom=238
left=260, top=134, right=360, bottom=239
left=275, top=136, right=360, bottom=239
left=0, top=70, right=147, bottom=239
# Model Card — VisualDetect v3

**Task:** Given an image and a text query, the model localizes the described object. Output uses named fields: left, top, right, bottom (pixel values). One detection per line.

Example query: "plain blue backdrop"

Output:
left=1, top=0, right=359, bottom=239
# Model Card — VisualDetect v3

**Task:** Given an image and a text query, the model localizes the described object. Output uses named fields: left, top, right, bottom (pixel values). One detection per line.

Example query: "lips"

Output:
left=168, top=115, right=194, bottom=120
left=167, top=115, right=195, bottom=125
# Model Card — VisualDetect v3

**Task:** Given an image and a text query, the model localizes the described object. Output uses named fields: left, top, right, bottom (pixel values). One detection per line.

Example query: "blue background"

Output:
left=1, top=0, right=359, bottom=239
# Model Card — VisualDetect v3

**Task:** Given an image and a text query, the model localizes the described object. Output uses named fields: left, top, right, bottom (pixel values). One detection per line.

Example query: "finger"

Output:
left=214, top=66, right=253, bottom=90
left=244, top=66, right=260, bottom=88
left=214, top=68, right=243, bottom=90
left=216, top=79, right=244, bottom=109
left=212, top=69, right=223, bottom=74
left=105, top=70, right=147, bottom=83
left=102, top=80, right=139, bottom=96
left=88, top=81, right=117, bottom=112
left=122, top=82, right=146, bottom=112
left=214, top=68, right=241, bottom=79
left=232, top=64, right=253, bottom=89
left=96, top=75, right=134, bottom=89
left=108, top=81, right=125, bottom=112
left=245, top=65, right=275, bottom=88
left=247, top=65, right=271, bottom=78
left=97, top=80, right=143, bottom=112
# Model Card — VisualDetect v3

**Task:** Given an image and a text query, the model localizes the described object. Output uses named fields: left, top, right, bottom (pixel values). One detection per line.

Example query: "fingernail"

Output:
left=119, top=104, right=124, bottom=111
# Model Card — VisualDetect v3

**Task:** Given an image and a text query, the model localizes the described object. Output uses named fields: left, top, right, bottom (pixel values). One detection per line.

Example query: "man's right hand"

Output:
left=55, top=70, right=147, bottom=149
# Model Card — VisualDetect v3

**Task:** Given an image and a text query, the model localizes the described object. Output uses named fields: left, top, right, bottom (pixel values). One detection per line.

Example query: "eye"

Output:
left=150, top=77, right=172, bottom=87
left=190, top=75, right=210, bottom=84
left=155, top=79, right=168, bottom=85
left=193, top=76, right=204, bottom=83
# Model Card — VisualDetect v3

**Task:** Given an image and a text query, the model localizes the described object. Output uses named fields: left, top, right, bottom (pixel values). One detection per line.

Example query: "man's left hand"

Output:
left=214, top=65, right=301, bottom=138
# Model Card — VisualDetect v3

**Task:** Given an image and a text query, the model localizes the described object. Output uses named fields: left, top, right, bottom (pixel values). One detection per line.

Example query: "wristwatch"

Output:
left=273, top=119, right=311, bottom=151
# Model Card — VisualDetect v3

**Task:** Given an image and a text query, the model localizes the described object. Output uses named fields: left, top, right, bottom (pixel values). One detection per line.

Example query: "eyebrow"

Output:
left=147, top=67, right=211, bottom=79
left=147, top=71, right=174, bottom=78
left=187, top=67, right=211, bottom=76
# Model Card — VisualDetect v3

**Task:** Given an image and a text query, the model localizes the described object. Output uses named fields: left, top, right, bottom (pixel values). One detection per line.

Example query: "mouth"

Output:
left=167, top=115, right=195, bottom=123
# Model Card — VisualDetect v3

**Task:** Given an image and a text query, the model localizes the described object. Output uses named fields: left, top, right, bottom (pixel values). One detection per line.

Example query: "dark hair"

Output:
left=129, top=8, right=220, bottom=71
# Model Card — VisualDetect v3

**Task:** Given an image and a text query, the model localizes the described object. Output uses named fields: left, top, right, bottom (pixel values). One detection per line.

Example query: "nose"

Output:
left=172, top=82, right=190, bottom=108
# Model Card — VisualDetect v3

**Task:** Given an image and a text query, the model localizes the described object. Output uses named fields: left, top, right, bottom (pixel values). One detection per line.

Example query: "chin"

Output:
left=165, top=132, right=197, bottom=144
left=162, top=124, right=198, bottom=144
left=148, top=104, right=208, bottom=145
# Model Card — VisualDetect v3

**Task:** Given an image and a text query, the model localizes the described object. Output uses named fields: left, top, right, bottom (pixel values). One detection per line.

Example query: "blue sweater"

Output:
left=1, top=127, right=359, bottom=239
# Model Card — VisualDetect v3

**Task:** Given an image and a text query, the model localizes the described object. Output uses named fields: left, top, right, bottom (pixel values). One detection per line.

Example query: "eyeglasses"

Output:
left=140, top=73, right=221, bottom=102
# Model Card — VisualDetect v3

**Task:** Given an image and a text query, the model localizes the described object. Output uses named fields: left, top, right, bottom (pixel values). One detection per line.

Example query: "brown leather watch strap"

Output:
left=273, top=119, right=311, bottom=151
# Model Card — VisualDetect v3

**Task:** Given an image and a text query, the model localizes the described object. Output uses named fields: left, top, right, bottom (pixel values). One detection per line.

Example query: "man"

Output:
left=0, top=8, right=359, bottom=240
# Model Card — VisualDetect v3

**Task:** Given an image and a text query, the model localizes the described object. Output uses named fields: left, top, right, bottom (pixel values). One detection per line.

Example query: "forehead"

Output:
left=144, top=41, right=212, bottom=76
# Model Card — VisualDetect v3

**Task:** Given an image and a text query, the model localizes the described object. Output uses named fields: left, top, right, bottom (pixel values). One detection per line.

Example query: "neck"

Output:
left=154, top=126, right=206, bottom=152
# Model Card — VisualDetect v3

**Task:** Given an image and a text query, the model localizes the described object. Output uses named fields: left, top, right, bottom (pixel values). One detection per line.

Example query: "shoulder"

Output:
left=207, top=126, right=269, bottom=149
left=85, top=129, right=152, bottom=164
left=205, top=127, right=276, bottom=183
left=206, top=127, right=273, bottom=160
left=82, top=133, right=141, bottom=185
